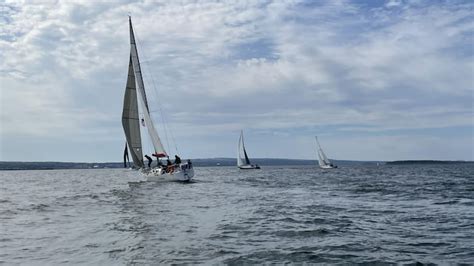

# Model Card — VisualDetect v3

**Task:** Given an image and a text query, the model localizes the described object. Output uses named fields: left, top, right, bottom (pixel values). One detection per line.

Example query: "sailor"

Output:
left=144, top=155, right=152, bottom=168
left=174, top=155, right=182, bottom=165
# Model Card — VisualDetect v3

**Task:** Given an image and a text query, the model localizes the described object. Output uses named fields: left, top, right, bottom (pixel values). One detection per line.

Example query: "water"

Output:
left=1, top=164, right=473, bottom=264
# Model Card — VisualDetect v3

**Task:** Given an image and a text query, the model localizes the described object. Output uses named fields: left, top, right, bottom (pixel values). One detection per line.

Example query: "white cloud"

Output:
left=0, top=0, right=472, bottom=161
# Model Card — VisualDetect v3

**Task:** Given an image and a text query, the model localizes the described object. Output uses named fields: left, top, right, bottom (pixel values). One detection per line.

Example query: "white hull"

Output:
left=238, top=164, right=260, bottom=169
left=319, top=164, right=337, bottom=169
left=142, top=163, right=194, bottom=182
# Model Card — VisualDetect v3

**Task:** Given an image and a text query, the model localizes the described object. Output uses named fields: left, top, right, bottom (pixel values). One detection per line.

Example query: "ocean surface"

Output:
left=1, top=164, right=473, bottom=264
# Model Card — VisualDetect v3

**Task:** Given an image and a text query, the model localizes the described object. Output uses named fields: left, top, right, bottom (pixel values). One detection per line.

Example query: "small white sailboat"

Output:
left=122, top=17, right=194, bottom=182
left=315, top=136, right=337, bottom=169
left=237, top=131, right=260, bottom=169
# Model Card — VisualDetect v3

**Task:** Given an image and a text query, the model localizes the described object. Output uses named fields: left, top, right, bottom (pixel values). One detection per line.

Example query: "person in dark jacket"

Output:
left=144, top=155, right=152, bottom=168
left=174, top=155, right=182, bottom=165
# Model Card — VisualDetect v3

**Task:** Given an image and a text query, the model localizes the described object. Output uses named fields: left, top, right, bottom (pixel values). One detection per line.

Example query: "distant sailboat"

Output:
left=315, top=136, right=337, bottom=169
left=237, top=131, right=260, bottom=169
left=122, top=17, right=194, bottom=181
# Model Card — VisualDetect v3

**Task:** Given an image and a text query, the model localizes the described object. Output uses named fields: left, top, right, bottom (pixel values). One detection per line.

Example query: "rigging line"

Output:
left=142, top=52, right=179, bottom=155
left=150, top=110, right=179, bottom=155
left=135, top=32, right=178, bottom=156
left=166, top=119, right=180, bottom=155
left=134, top=30, right=175, bottom=154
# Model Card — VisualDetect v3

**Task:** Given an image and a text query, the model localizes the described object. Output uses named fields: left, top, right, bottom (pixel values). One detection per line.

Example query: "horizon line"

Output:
left=1, top=158, right=472, bottom=164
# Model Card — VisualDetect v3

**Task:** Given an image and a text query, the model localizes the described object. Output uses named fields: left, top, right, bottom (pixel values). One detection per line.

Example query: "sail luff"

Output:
left=122, top=57, right=144, bottom=168
left=129, top=17, right=167, bottom=157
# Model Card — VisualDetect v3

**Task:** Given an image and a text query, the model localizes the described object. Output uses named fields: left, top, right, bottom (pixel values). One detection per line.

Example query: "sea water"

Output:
left=1, top=164, right=473, bottom=264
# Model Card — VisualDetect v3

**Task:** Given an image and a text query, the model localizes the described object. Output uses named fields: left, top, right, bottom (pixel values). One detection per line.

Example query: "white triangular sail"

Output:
left=237, top=131, right=252, bottom=167
left=129, top=17, right=167, bottom=157
left=317, top=150, right=325, bottom=167
left=237, top=131, right=245, bottom=167
left=315, top=136, right=333, bottom=167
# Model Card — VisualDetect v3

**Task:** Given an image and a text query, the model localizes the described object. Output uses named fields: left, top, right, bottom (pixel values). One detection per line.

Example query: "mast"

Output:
left=129, top=16, right=168, bottom=157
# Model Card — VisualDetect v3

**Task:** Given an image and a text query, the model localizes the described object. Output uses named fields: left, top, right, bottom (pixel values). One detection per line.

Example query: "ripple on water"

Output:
left=0, top=164, right=473, bottom=264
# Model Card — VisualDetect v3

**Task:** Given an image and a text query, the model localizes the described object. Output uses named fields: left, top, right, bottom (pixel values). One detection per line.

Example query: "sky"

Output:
left=0, top=0, right=473, bottom=162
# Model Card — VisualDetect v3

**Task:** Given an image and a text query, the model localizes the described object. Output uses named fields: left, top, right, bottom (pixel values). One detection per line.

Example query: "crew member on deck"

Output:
left=144, top=155, right=152, bottom=168
left=174, top=155, right=182, bottom=165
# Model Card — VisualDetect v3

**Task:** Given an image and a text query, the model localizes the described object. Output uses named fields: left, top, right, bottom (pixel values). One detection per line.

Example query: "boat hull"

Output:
left=238, top=164, right=261, bottom=169
left=143, top=163, right=195, bottom=182
left=319, top=165, right=337, bottom=169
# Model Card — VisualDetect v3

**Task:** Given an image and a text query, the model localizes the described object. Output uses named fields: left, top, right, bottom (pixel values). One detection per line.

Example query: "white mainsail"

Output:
left=122, top=56, right=144, bottom=168
left=128, top=17, right=167, bottom=158
left=237, top=131, right=244, bottom=167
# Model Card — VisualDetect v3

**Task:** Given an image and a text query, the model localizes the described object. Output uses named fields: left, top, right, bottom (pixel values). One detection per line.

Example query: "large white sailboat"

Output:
left=122, top=17, right=194, bottom=182
left=237, top=131, right=260, bottom=169
left=315, top=136, right=337, bottom=169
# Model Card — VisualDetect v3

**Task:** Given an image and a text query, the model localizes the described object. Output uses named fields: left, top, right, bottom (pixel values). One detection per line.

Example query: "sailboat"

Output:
left=237, top=131, right=260, bottom=169
left=122, top=17, right=194, bottom=182
left=315, top=136, right=337, bottom=169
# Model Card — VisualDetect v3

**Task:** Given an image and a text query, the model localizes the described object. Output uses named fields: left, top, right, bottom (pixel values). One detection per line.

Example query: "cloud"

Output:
left=0, top=0, right=473, bottom=161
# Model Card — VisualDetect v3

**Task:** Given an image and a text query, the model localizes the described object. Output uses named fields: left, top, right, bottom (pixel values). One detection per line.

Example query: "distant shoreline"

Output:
left=1, top=159, right=471, bottom=171
left=386, top=160, right=472, bottom=165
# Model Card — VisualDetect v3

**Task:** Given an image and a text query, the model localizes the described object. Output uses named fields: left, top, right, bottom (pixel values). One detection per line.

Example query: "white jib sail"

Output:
left=320, top=148, right=331, bottom=165
left=129, top=17, right=167, bottom=157
left=318, top=149, right=326, bottom=167
left=315, top=136, right=331, bottom=166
